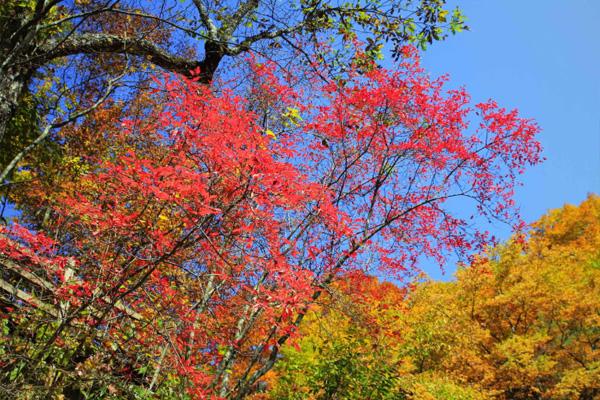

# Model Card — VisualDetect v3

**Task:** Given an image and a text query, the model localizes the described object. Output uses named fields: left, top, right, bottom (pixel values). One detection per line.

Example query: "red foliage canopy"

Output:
left=0, top=47, right=541, bottom=398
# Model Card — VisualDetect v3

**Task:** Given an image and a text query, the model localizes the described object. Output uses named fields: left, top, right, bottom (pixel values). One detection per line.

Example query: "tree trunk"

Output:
left=0, top=68, right=27, bottom=148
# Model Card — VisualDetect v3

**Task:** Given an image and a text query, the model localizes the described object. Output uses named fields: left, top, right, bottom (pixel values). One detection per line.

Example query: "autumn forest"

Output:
left=0, top=1, right=597, bottom=399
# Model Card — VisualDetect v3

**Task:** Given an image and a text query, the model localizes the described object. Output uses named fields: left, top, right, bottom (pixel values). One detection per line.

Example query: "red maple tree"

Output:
left=0, top=47, right=542, bottom=398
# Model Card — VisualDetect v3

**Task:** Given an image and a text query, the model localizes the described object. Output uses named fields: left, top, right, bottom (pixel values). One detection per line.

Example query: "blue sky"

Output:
left=416, top=0, right=599, bottom=279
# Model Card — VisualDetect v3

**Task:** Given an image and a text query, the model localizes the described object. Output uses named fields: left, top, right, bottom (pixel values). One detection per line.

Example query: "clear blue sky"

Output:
left=416, top=0, right=600, bottom=279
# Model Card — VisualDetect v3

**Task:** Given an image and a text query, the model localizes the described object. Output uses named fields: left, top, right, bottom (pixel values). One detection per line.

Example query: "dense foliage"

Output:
left=0, top=1, right=554, bottom=399
left=265, top=195, right=600, bottom=399
left=0, top=43, right=542, bottom=398
left=1, top=0, right=467, bottom=186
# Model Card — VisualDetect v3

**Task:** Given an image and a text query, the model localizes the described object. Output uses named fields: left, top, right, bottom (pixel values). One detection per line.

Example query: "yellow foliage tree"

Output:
left=265, top=195, right=600, bottom=400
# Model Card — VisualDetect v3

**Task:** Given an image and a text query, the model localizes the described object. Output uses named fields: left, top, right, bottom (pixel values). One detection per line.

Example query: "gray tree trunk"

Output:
left=0, top=68, right=28, bottom=146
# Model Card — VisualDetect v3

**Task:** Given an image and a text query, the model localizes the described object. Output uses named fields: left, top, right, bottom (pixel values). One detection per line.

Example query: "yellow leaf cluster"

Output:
left=265, top=195, right=600, bottom=399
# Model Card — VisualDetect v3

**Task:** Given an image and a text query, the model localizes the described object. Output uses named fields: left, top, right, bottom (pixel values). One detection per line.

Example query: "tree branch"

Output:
left=192, top=0, right=218, bottom=40
left=40, top=33, right=201, bottom=76
left=0, top=69, right=124, bottom=183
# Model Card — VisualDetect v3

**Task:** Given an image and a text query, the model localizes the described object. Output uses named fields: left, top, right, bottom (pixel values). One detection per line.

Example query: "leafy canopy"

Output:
left=266, top=195, right=600, bottom=400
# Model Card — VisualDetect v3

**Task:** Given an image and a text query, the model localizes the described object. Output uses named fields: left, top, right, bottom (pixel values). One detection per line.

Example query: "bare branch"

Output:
left=222, top=0, right=259, bottom=37
left=229, top=25, right=301, bottom=55
left=192, top=0, right=218, bottom=39
left=39, top=33, right=201, bottom=76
